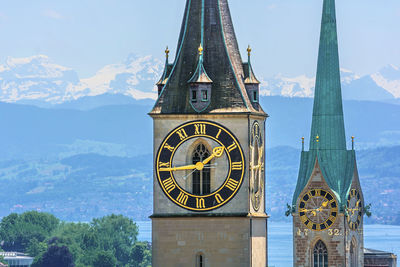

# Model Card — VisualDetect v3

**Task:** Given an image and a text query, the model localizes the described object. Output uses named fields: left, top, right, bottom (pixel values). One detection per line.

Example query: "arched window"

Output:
left=192, top=144, right=211, bottom=195
left=350, top=241, right=357, bottom=267
left=313, top=240, right=328, bottom=267
left=196, top=253, right=204, bottom=267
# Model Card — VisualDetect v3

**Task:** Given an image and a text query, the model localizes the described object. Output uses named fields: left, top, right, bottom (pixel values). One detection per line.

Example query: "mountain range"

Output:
left=1, top=54, right=400, bottom=225
left=1, top=55, right=400, bottom=105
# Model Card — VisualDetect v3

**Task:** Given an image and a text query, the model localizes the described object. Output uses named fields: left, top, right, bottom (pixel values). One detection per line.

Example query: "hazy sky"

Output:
left=0, top=0, right=399, bottom=78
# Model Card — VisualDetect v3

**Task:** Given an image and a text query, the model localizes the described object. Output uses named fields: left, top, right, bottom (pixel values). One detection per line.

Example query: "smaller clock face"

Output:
left=347, top=189, right=362, bottom=230
left=250, top=121, right=264, bottom=211
left=299, top=189, right=338, bottom=231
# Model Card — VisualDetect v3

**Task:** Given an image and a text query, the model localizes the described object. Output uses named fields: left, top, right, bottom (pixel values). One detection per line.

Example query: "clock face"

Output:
left=250, top=121, right=264, bottom=211
left=299, top=189, right=338, bottom=231
left=156, top=120, right=245, bottom=211
left=347, top=189, right=362, bottom=230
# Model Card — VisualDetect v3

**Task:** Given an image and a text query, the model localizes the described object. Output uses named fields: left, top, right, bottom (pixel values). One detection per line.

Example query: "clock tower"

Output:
left=291, top=0, right=364, bottom=266
left=149, top=0, right=268, bottom=266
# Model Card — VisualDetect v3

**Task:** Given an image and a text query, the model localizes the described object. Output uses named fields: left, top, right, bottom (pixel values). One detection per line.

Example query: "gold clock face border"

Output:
left=347, top=189, right=362, bottom=231
left=250, top=120, right=263, bottom=211
left=156, top=120, right=246, bottom=212
left=298, top=189, right=338, bottom=231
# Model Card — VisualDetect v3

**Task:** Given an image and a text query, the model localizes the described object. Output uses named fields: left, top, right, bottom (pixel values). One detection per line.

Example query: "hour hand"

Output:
left=159, top=164, right=197, bottom=172
left=201, top=146, right=224, bottom=165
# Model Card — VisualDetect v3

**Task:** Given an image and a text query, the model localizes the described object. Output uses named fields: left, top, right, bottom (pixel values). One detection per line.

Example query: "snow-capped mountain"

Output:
left=371, top=64, right=400, bottom=98
left=0, top=54, right=399, bottom=104
left=260, top=67, right=398, bottom=101
left=0, top=55, right=79, bottom=103
left=0, top=54, right=162, bottom=104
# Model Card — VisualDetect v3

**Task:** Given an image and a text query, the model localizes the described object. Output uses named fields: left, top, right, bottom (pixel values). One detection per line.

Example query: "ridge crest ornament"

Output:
left=155, top=120, right=245, bottom=211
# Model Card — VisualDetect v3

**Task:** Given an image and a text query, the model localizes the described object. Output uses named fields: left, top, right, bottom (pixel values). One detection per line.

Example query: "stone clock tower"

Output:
left=149, top=0, right=268, bottom=266
left=291, top=0, right=364, bottom=266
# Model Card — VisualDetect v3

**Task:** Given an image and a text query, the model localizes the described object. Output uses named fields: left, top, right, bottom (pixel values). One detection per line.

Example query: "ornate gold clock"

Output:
left=347, top=189, right=362, bottom=230
left=250, top=121, right=264, bottom=211
left=299, top=189, right=338, bottom=231
left=156, top=120, right=245, bottom=211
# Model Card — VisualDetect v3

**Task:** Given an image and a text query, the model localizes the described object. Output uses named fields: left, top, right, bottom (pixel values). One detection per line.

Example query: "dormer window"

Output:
left=192, top=90, right=197, bottom=102
left=253, top=91, right=258, bottom=102
left=187, top=44, right=213, bottom=113
left=201, top=90, right=208, bottom=101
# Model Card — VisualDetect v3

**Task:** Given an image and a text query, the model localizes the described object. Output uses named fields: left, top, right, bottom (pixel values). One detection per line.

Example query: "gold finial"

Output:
left=165, top=46, right=170, bottom=58
left=302, top=137, right=305, bottom=143
left=247, top=45, right=252, bottom=57
left=352, top=136, right=355, bottom=150
left=316, top=135, right=320, bottom=143
left=301, top=137, right=305, bottom=151
left=198, top=44, right=203, bottom=56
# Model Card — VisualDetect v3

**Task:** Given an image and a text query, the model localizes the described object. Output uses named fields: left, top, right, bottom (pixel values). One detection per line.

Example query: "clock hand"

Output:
left=201, top=146, right=224, bottom=166
left=322, top=201, right=329, bottom=208
left=159, top=164, right=197, bottom=172
left=183, top=168, right=198, bottom=180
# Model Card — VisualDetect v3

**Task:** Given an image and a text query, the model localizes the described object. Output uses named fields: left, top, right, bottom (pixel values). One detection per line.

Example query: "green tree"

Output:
left=0, top=211, right=59, bottom=252
left=130, top=242, right=151, bottom=267
left=92, top=250, right=117, bottom=267
left=91, top=214, right=138, bottom=266
left=32, top=245, right=74, bottom=267
left=26, top=238, right=48, bottom=257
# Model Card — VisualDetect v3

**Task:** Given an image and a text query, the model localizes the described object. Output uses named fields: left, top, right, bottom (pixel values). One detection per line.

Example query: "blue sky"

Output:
left=0, top=0, right=399, bottom=78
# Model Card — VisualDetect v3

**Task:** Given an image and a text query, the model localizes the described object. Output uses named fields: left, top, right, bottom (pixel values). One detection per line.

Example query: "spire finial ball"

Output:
left=198, top=44, right=203, bottom=56
left=316, top=135, right=320, bottom=143
left=247, top=45, right=252, bottom=56
left=165, top=46, right=170, bottom=57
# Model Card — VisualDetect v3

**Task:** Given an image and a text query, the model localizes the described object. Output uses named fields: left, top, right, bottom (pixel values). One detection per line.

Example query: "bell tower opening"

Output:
left=313, top=240, right=328, bottom=267
left=192, top=144, right=211, bottom=195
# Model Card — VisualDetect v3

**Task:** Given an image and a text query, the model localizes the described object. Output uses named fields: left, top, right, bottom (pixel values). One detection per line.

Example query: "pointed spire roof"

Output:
left=244, top=45, right=260, bottom=84
left=150, top=0, right=266, bottom=115
left=188, top=44, right=213, bottom=84
left=309, top=0, right=346, bottom=150
left=156, top=47, right=172, bottom=86
left=292, top=0, right=356, bottom=210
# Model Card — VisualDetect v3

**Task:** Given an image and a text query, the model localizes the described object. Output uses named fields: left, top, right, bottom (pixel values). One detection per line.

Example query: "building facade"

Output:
left=291, top=0, right=365, bottom=266
left=150, top=0, right=268, bottom=266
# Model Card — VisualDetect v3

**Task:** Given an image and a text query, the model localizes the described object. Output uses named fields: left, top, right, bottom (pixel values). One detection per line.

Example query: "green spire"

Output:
left=310, top=0, right=346, bottom=150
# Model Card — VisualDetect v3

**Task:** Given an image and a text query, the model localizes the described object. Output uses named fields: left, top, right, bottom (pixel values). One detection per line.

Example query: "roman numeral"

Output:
left=159, top=162, right=170, bottom=168
left=215, top=194, right=224, bottom=204
left=227, top=143, right=237, bottom=152
left=231, top=162, right=243, bottom=170
left=315, top=189, right=321, bottom=196
left=162, top=177, right=175, bottom=193
left=176, top=129, right=188, bottom=141
left=164, top=143, right=175, bottom=152
left=226, top=178, right=239, bottom=191
left=176, top=192, right=188, bottom=205
left=216, top=129, right=222, bottom=139
left=196, top=198, right=205, bottom=209
left=194, top=124, right=206, bottom=135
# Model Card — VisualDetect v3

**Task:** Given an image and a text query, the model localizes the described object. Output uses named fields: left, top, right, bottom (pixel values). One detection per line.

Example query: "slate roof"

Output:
left=292, top=0, right=356, bottom=209
left=150, top=0, right=266, bottom=115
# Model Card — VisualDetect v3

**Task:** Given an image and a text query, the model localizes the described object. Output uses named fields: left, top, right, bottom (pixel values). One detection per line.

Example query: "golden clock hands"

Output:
left=201, top=146, right=224, bottom=166
left=159, top=164, right=198, bottom=172
left=299, top=208, right=318, bottom=217
left=322, top=201, right=329, bottom=208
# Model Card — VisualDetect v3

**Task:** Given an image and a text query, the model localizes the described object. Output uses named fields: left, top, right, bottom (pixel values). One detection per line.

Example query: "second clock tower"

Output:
left=149, top=0, right=268, bottom=266
left=291, top=0, right=365, bottom=266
